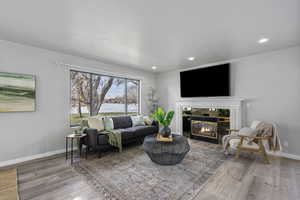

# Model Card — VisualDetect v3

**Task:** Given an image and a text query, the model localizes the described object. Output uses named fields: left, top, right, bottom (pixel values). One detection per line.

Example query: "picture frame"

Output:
left=0, top=72, right=36, bottom=112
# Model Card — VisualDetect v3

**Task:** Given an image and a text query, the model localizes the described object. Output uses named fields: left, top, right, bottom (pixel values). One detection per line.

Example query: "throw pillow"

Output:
left=143, top=115, right=153, bottom=126
left=87, top=117, right=104, bottom=131
left=103, top=117, right=114, bottom=131
left=131, top=115, right=145, bottom=127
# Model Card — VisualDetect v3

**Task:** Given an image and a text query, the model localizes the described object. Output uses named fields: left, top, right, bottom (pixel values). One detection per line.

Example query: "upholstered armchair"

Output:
left=223, top=120, right=280, bottom=164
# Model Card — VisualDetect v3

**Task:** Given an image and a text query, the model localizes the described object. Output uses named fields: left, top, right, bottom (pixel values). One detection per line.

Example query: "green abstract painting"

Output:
left=0, top=72, right=36, bottom=112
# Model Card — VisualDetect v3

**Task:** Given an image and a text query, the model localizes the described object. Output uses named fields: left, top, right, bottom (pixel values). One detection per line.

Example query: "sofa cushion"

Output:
left=131, top=115, right=145, bottom=127
left=103, top=117, right=114, bottom=130
left=112, top=116, right=132, bottom=129
left=88, top=117, right=104, bottom=131
left=118, top=125, right=157, bottom=139
left=134, top=126, right=157, bottom=136
left=117, top=127, right=138, bottom=140
left=119, top=130, right=135, bottom=140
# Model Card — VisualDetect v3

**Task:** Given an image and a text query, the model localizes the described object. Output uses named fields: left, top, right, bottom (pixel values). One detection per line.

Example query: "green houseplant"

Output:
left=152, top=107, right=175, bottom=137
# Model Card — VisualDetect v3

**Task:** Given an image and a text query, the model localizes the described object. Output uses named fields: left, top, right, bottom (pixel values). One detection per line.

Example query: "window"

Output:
left=126, top=79, right=139, bottom=115
left=70, top=71, right=91, bottom=125
left=70, top=70, right=140, bottom=126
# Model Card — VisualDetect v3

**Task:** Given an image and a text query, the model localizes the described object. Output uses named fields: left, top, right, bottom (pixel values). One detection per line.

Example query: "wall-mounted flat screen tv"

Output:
left=180, top=63, right=230, bottom=97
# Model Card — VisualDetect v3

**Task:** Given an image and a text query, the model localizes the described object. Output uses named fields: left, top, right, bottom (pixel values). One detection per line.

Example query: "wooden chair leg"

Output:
left=260, top=143, right=270, bottom=164
left=235, top=147, right=241, bottom=160
left=235, top=137, right=244, bottom=160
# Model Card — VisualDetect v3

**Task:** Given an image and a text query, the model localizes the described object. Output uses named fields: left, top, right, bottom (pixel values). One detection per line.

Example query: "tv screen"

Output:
left=180, top=63, right=230, bottom=97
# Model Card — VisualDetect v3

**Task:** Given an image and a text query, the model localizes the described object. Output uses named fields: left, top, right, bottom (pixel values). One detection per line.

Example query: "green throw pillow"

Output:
left=131, top=115, right=145, bottom=127
left=103, top=117, right=114, bottom=130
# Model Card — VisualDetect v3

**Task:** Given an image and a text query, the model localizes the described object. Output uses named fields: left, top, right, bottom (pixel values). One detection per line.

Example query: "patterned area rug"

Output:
left=74, top=139, right=226, bottom=200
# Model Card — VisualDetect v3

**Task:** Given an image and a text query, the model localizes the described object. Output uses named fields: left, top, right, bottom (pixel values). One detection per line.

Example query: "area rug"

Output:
left=0, top=169, right=19, bottom=200
left=74, top=140, right=226, bottom=200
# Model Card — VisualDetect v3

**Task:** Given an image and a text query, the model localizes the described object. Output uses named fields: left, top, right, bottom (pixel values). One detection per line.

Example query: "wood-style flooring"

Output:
left=194, top=155, right=300, bottom=200
left=3, top=149, right=300, bottom=200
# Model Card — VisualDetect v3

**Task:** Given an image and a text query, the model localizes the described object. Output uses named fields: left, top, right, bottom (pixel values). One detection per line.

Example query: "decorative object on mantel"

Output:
left=151, top=107, right=174, bottom=138
left=0, top=72, right=36, bottom=112
left=183, top=106, right=192, bottom=115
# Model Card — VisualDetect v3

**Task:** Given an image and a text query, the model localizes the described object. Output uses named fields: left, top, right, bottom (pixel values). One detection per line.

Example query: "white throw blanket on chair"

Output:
left=222, top=122, right=281, bottom=154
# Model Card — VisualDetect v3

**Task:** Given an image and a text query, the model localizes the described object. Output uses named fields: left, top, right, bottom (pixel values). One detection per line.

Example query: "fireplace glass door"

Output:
left=191, top=120, right=218, bottom=139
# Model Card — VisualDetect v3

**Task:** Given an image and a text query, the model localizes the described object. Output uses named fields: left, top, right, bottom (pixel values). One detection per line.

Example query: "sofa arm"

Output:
left=83, top=128, right=98, bottom=149
left=97, top=133, right=109, bottom=145
left=152, top=120, right=159, bottom=133
left=152, top=120, right=159, bottom=127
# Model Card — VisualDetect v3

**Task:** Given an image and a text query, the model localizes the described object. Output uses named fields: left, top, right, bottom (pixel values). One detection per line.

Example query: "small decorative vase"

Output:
left=159, top=126, right=171, bottom=137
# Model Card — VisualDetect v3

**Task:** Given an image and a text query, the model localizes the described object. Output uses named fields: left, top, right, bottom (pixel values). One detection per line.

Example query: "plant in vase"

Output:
left=152, top=107, right=175, bottom=138
left=72, top=120, right=88, bottom=135
left=73, top=129, right=82, bottom=135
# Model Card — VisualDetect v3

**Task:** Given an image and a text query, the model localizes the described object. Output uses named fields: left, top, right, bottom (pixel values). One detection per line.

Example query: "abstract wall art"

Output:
left=0, top=72, right=36, bottom=112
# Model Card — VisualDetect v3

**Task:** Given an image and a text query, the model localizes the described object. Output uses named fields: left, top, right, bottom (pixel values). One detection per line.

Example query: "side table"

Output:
left=66, top=133, right=87, bottom=164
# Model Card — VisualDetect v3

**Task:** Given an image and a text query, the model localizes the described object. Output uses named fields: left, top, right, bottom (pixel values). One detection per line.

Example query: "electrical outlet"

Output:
left=283, top=141, right=289, bottom=147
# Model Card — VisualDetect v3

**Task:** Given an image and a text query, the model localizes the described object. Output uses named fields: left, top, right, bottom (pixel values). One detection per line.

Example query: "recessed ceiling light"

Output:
left=151, top=66, right=157, bottom=70
left=258, top=38, right=269, bottom=44
left=188, top=57, right=195, bottom=61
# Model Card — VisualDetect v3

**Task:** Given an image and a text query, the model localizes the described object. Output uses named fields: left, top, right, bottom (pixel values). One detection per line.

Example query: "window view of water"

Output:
left=71, top=103, right=138, bottom=114
left=70, top=70, right=140, bottom=125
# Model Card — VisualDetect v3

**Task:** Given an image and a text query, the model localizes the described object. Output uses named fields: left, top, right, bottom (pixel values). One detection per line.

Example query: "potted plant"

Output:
left=152, top=107, right=175, bottom=137
left=73, top=129, right=82, bottom=135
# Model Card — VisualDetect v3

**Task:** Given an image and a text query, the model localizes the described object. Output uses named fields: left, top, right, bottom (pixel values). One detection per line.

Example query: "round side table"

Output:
left=66, top=133, right=87, bottom=164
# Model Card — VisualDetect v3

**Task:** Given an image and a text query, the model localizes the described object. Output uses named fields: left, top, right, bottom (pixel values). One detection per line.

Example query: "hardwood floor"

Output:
left=4, top=150, right=300, bottom=200
left=194, top=155, right=300, bottom=200
left=17, top=156, right=100, bottom=200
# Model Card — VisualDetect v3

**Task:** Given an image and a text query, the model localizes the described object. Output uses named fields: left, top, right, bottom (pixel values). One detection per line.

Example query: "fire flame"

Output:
left=201, top=127, right=210, bottom=132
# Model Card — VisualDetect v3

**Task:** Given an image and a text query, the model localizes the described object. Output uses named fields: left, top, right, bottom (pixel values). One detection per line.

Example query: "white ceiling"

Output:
left=0, top=0, right=299, bottom=72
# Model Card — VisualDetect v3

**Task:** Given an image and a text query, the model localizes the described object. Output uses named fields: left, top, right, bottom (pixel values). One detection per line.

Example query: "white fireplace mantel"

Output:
left=175, top=97, right=244, bottom=134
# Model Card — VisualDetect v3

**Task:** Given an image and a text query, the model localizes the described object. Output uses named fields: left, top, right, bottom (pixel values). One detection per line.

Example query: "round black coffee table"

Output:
left=143, top=134, right=190, bottom=165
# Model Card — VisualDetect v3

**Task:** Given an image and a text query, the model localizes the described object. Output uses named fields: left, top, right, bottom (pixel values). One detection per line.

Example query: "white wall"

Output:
left=0, top=40, right=156, bottom=163
left=156, top=46, right=300, bottom=156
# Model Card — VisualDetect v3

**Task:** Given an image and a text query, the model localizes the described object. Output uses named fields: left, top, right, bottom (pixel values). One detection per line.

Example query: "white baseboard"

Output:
left=0, top=149, right=65, bottom=168
left=268, top=151, right=300, bottom=160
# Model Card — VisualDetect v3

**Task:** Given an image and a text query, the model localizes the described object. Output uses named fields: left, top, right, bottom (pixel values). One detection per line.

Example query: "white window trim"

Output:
left=68, top=67, right=142, bottom=126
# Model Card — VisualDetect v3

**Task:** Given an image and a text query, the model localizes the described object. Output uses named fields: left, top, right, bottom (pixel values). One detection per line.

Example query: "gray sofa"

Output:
left=83, top=116, right=159, bottom=157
